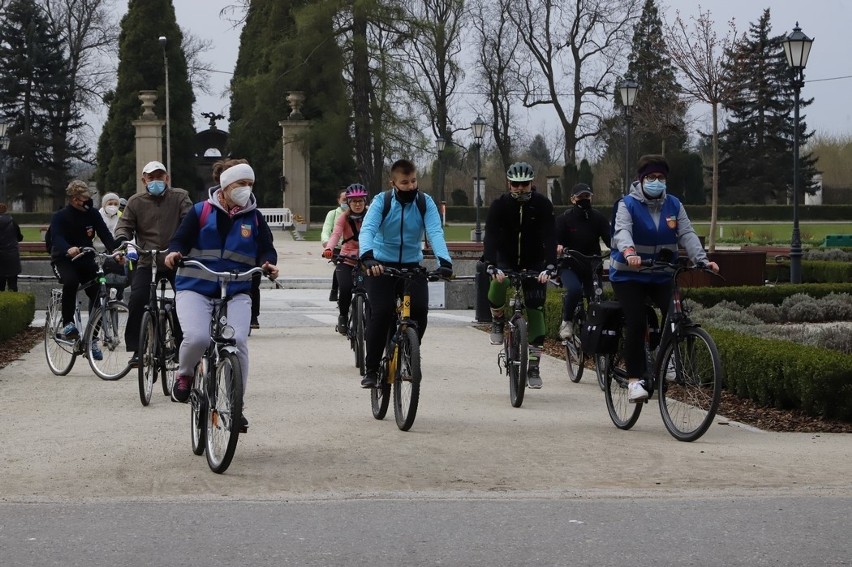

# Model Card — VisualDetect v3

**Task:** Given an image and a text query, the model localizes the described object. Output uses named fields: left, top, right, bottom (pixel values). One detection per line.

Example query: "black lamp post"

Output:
left=782, top=22, right=813, bottom=284
left=158, top=36, right=172, bottom=174
left=618, top=76, right=639, bottom=195
left=436, top=136, right=446, bottom=206
left=472, top=116, right=486, bottom=242
left=0, top=120, right=9, bottom=204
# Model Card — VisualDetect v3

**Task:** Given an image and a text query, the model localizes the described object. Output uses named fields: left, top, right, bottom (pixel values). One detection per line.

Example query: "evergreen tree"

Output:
left=0, top=0, right=78, bottom=209
left=96, top=0, right=196, bottom=196
left=717, top=9, right=818, bottom=204
left=625, top=0, right=688, bottom=158
left=228, top=0, right=353, bottom=207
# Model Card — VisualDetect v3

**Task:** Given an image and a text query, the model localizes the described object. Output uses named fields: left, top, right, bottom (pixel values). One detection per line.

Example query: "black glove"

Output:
left=360, top=250, right=380, bottom=271
left=435, top=258, right=453, bottom=279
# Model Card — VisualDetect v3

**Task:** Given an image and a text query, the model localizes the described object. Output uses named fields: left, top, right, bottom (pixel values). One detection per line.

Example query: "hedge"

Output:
left=0, top=292, right=36, bottom=342
left=765, top=261, right=852, bottom=283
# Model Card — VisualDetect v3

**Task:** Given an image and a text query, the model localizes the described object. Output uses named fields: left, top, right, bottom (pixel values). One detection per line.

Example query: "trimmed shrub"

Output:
left=745, top=303, right=782, bottom=323
left=0, top=292, right=36, bottom=342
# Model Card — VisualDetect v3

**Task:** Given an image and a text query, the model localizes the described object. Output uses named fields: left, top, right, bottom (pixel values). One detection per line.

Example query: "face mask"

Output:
left=575, top=199, right=591, bottom=210
left=82, top=198, right=93, bottom=211
left=340, top=203, right=349, bottom=211
left=643, top=180, right=666, bottom=198
left=395, top=187, right=418, bottom=204
left=510, top=191, right=532, bottom=202
left=105, top=205, right=119, bottom=216
left=147, top=180, right=166, bottom=196
left=348, top=212, right=364, bottom=220
left=229, top=185, right=252, bottom=207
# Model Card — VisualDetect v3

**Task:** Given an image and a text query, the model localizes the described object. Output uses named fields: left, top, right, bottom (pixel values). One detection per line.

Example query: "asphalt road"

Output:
left=1, top=237, right=850, bottom=566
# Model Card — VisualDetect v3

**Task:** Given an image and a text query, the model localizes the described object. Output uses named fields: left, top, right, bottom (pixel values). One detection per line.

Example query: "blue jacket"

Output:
left=359, top=189, right=451, bottom=266
left=610, top=193, right=680, bottom=284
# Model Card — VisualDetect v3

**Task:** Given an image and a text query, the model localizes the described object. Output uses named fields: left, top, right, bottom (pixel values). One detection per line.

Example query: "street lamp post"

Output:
left=472, top=116, right=486, bottom=242
left=0, top=121, right=9, bottom=204
left=782, top=22, right=813, bottom=285
left=618, top=77, right=639, bottom=195
left=158, top=36, right=172, bottom=174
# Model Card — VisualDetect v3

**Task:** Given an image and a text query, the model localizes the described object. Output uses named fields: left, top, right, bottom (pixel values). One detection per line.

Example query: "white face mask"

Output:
left=104, top=205, right=119, bottom=216
left=229, top=185, right=252, bottom=207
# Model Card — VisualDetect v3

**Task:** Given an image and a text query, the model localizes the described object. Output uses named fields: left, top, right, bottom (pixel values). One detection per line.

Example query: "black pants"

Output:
left=53, top=258, right=98, bottom=325
left=611, top=279, right=672, bottom=378
left=0, top=276, right=18, bottom=291
left=126, top=265, right=181, bottom=353
left=251, top=272, right=261, bottom=321
left=335, top=262, right=356, bottom=318
left=364, top=268, right=429, bottom=371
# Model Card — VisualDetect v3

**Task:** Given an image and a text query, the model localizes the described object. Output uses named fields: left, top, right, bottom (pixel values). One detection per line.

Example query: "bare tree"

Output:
left=470, top=0, right=521, bottom=172
left=509, top=0, right=640, bottom=172
left=181, top=29, right=214, bottom=96
left=667, top=8, right=736, bottom=251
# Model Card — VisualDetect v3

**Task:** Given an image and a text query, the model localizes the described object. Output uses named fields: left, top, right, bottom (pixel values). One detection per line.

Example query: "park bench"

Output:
left=823, top=234, right=852, bottom=248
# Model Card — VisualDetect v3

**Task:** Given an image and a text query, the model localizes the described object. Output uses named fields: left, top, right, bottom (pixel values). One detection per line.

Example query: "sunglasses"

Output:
left=643, top=173, right=666, bottom=182
left=510, top=181, right=531, bottom=188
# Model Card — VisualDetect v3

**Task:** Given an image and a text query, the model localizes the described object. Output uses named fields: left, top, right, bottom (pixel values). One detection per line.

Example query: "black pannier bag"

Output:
left=580, top=300, right=623, bottom=354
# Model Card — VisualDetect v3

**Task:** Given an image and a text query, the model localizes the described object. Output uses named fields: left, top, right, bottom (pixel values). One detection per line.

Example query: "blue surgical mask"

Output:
left=643, top=180, right=666, bottom=198
left=146, top=180, right=166, bottom=196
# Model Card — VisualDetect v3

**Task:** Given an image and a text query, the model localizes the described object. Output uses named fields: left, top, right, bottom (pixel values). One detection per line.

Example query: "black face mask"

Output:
left=82, top=198, right=93, bottom=211
left=575, top=199, right=591, bottom=211
left=395, top=187, right=418, bottom=204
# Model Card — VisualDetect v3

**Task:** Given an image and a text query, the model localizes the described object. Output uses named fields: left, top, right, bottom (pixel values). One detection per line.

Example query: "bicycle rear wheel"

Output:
left=371, top=361, right=391, bottom=420
left=160, top=307, right=178, bottom=397
left=594, top=354, right=607, bottom=391
left=603, top=335, right=642, bottom=429
left=190, top=358, right=207, bottom=456
left=44, top=291, right=76, bottom=375
left=658, top=327, right=723, bottom=442
left=507, top=317, right=528, bottom=408
left=87, top=301, right=131, bottom=381
left=205, top=351, right=243, bottom=474
left=138, top=311, right=157, bottom=406
left=565, top=309, right=585, bottom=382
left=351, top=294, right=366, bottom=373
left=393, top=326, right=421, bottom=431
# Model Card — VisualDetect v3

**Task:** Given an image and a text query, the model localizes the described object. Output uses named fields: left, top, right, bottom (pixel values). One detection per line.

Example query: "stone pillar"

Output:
left=132, top=90, right=165, bottom=194
left=279, top=91, right=311, bottom=226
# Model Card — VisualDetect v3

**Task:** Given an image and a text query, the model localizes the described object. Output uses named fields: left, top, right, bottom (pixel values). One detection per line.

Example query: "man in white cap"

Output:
left=115, top=160, right=193, bottom=367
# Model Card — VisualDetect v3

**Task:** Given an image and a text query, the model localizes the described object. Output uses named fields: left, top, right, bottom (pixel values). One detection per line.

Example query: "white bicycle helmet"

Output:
left=506, top=162, right=535, bottom=182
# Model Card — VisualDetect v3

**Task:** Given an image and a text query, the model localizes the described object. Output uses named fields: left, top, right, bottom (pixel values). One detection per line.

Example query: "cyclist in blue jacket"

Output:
left=358, top=159, right=453, bottom=388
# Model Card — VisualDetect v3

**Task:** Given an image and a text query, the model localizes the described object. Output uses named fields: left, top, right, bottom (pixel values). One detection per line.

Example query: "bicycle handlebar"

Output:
left=559, top=249, right=604, bottom=262
left=381, top=265, right=450, bottom=282
left=71, top=246, right=126, bottom=263
left=179, top=258, right=268, bottom=281
left=639, top=257, right=724, bottom=280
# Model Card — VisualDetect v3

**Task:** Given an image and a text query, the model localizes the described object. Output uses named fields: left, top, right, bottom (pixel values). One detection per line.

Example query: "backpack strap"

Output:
left=342, top=215, right=360, bottom=243
left=198, top=201, right=214, bottom=226
left=379, top=190, right=427, bottom=225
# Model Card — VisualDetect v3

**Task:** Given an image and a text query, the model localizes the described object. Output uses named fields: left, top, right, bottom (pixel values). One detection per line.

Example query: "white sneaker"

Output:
left=665, top=361, right=677, bottom=382
left=628, top=381, right=649, bottom=402
left=558, top=320, right=573, bottom=340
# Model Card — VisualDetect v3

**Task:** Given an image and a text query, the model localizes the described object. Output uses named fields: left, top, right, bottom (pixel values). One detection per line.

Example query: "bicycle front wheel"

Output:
left=205, top=352, right=243, bottom=474
left=393, top=327, right=421, bottom=431
left=190, top=358, right=207, bottom=456
left=160, top=308, right=179, bottom=397
left=566, top=309, right=585, bottom=383
left=658, top=327, right=723, bottom=442
left=371, top=360, right=391, bottom=420
left=507, top=317, right=528, bottom=408
left=87, top=301, right=131, bottom=381
left=603, top=335, right=642, bottom=429
left=351, top=295, right=366, bottom=373
left=44, top=292, right=76, bottom=375
left=138, top=311, right=157, bottom=406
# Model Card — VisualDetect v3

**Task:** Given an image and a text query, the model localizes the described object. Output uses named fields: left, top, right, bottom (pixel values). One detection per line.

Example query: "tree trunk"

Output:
left=708, top=102, right=719, bottom=252
left=351, top=7, right=375, bottom=191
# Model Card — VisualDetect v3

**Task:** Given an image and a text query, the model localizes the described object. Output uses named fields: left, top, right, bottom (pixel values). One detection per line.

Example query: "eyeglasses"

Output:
left=510, top=181, right=531, bottom=188
left=643, top=174, right=666, bottom=182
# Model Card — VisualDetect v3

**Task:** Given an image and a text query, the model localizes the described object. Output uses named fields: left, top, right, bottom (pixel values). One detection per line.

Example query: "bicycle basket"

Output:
left=580, top=300, right=623, bottom=354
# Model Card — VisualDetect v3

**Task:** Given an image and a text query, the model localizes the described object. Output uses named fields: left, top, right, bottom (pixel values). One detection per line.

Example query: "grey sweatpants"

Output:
left=175, top=290, right=252, bottom=393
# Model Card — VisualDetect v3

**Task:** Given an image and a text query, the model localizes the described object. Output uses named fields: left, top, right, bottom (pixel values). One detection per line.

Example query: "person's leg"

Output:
left=53, top=260, right=81, bottom=329
left=228, top=294, right=252, bottom=393
left=408, top=272, right=429, bottom=340
left=487, top=277, right=510, bottom=344
left=335, top=263, right=354, bottom=331
left=0, top=277, right=6, bottom=291
left=173, top=290, right=213, bottom=402
left=125, top=265, right=151, bottom=355
left=363, top=274, right=395, bottom=386
left=9, top=275, right=17, bottom=292
left=164, top=268, right=183, bottom=347
left=523, top=279, right=547, bottom=388
left=611, top=280, right=652, bottom=400
left=558, top=268, right=583, bottom=339
left=329, top=266, right=339, bottom=302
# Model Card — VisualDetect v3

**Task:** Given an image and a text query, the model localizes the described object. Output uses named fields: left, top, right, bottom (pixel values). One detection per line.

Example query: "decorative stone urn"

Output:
left=287, top=91, right=306, bottom=120
left=138, top=90, right=159, bottom=119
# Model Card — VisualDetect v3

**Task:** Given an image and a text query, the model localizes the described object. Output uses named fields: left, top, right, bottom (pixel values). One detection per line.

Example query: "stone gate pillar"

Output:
left=132, top=90, right=165, bottom=194
left=279, top=91, right=311, bottom=226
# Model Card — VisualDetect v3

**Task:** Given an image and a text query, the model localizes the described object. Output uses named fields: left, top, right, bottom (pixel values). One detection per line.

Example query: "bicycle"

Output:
left=600, top=257, right=724, bottom=442
left=182, top=259, right=268, bottom=474
left=370, top=266, right=445, bottom=431
left=558, top=250, right=606, bottom=390
left=44, top=247, right=131, bottom=380
left=137, top=249, right=180, bottom=406
left=330, top=253, right=369, bottom=375
left=495, top=269, right=546, bottom=408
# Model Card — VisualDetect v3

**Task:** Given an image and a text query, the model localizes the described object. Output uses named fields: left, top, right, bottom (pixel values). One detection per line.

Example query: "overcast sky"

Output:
left=99, top=0, right=851, bottom=151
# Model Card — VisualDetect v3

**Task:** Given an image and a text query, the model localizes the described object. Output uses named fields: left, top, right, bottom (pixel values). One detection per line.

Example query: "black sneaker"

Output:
left=128, top=353, right=140, bottom=368
left=171, top=373, right=192, bottom=403
left=361, top=370, right=378, bottom=388
left=337, top=315, right=348, bottom=335
left=239, top=414, right=249, bottom=433
left=329, top=288, right=338, bottom=302
left=250, top=317, right=260, bottom=330
left=527, top=366, right=543, bottom=389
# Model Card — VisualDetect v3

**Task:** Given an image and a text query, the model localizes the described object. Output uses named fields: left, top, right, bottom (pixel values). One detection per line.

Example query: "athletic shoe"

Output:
left=171, top=373, right=192, bottom=403
left=628, top=381, right=649, bottom=402
left=90, top=340, right=103, bottom=361
left=128, top=353, right=140, bottom=368
left=61, top=323, right=79, bottom=339
left=337, top=315, right=348, bottom=335
left=558, top=320, right=573, bottom=340
left=361, top=370, right=378, bottom=388
left=489, top=320, right=504, bottom=345
left=240, top=414, right=249, bottom=433
left=665, top=360, right=677, bottom=382
left=527, top=366, right=543, bottom=389
left=250, top=317, right=260, bottom=330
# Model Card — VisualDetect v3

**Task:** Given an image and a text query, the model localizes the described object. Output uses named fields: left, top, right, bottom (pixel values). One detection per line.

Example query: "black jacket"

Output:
left=0, top=213, right=23, bottom=277
left=554, top=204, right=610, bottom=276
left=49, top=205, right=118, bottom=260
left=483, top=192, right=556, bottom=270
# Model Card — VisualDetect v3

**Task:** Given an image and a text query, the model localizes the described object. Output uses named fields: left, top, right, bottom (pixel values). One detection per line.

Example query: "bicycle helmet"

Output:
left=506, top=162, right=535, bottom=182
left=345, top=183, right=368, bottom=200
